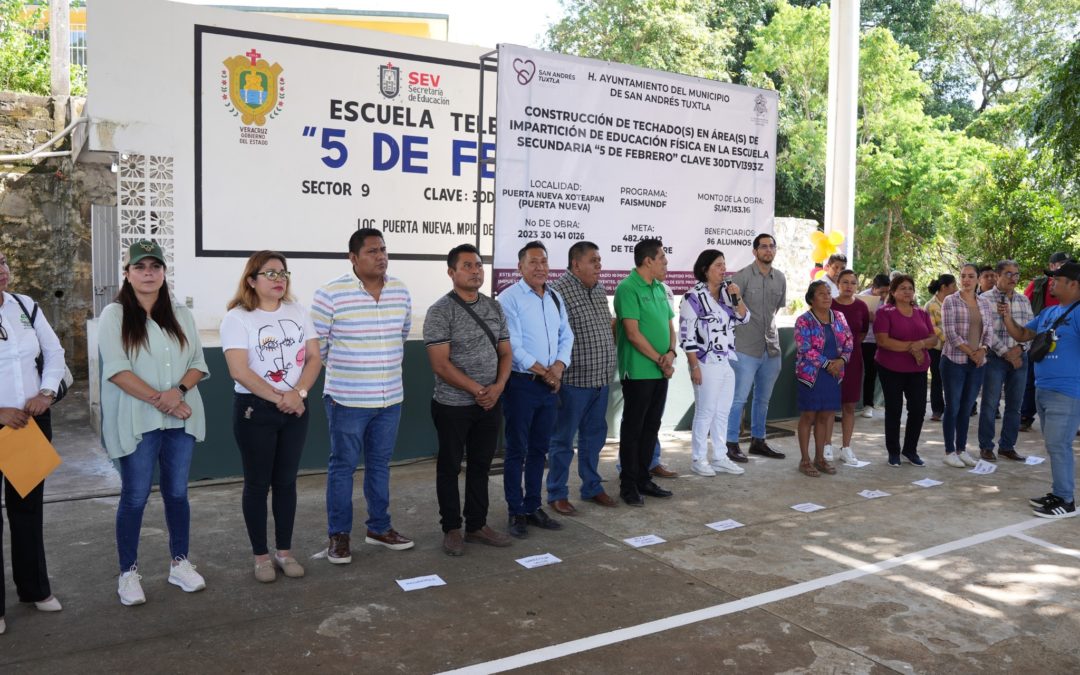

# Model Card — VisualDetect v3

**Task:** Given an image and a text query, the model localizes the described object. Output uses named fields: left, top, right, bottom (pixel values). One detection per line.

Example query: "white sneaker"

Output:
left=823, top=444, right=835, bottom=462
left=168, top=557, right=206, bottom=593
left=861, top=407, right=874, bottom=419
left=691, top=460, right=716, bottom=477
left=943, top=453, right=966, bottom=468
left=710, top=455, right=746, bottom=475
left=957, top=451, right=977, bottom=467
left=839, top=446, right=859, bottom=465
left=118, top=567, right=146, bottom=606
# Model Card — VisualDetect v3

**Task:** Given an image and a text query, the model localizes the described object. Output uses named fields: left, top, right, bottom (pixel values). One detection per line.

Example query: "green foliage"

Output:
left=0, top=0, right=50, bottom=94
left=0, top=0, right=86, bottom=95
left=545, top=0, right=735, bottom=80
left=1030, top=40, right=1080, bottom=184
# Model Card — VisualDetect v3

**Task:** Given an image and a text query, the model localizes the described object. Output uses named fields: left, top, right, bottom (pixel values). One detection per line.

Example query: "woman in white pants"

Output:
left=680, top=250, right=750, bottom=476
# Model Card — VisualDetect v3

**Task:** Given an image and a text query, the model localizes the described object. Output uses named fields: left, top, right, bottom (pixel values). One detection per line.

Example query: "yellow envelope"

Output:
left=0, top=417, right=63, bottom=498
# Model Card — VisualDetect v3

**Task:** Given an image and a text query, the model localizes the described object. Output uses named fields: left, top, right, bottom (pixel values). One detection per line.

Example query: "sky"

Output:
left=177, top=0, right=567, bottom=48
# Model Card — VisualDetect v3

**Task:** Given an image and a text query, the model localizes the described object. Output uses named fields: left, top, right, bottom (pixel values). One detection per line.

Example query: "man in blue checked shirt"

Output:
left=498, top=241, right=574, bottom=539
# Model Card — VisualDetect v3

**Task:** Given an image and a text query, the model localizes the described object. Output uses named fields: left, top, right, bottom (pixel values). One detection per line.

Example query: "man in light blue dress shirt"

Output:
left=498, top=241, right=574, bottom=538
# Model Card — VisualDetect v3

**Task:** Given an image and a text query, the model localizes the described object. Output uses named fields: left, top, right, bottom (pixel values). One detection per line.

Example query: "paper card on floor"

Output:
left=847, top=460, right=872, bottom=468
left=396, top=575, right=446, bottom=592
left=516, top=553, right=562, bottom=569
left=791, top=503, right=825, bottom=513
left=706, top=519, right=745, bottom=532
left=1025, top=456, right=1046, bottom=465
left=858, top=489, right=891, bottom=499
left=624, top=534, right=666, bottom=548
left=0, top=418, right=62, bottom=498
left=969, top=460, right=997, bottom=475
left=912, top=478, right=943, bottom=488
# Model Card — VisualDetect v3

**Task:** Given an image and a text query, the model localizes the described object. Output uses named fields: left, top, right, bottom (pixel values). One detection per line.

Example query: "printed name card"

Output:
left=1025, top=456, right=1046, bottom=466
left=516, top=553, right=562, bottom=569
left=847, top=460, right=872, bottom=468
left=706, top=519, right=745, bottom=532
left=623, top=534, right=666, bottom=548
left=396, top=575, right=446, bottom=592
left=858, top=489, right=891, bottom=499
left=969, top=460, right=998, bottom=475
left=912, top=478, right=943, bottom=488
left=790, top=503, right=826, bottom=513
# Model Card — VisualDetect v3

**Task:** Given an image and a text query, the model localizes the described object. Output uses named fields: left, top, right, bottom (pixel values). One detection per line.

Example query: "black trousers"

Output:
left=878, top=365, right=927, bottom=458
left=432, top=399, right=501, bottom=533
left=928, top=348, right=944, bottom=416
left=619, top=378, right=668, bottom=494
left=1, top=409, right=53, bottom=615
left=232, top=394, right=308, bottom=555
left=862, top=343, right=879, bottom=407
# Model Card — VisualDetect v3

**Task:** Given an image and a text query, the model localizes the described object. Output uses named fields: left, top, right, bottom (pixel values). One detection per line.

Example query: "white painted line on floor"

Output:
left=437, top=518, right=1047, bottom=675
left=1012, top=532, right=1080, bottom=560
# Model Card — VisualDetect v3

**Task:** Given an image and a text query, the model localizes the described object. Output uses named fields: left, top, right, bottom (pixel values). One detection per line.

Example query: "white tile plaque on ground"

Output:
left=791, top=503, right=826, bottom=513
left=516, top=553, right=562, bottom=569
left=858, top=489, right=891, bottom=499
left=969, top=460, right=998, bottom=475
left=912, top=478, right=944, bottom=488
left=396, top=575, right=446, bottom=592
left=706, top=519, right=745, bottom=532
left=1025, top=456, right=1046, bottom=465
left=624, top=534, right=666, bottom=548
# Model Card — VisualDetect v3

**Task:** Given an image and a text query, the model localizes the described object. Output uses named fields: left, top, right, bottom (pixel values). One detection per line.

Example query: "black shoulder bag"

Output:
left=446, top=292, right=498, bottom=350
left=1028, top=301, right=1079, bottom=363
left=11, top=294, right=73, bottom=403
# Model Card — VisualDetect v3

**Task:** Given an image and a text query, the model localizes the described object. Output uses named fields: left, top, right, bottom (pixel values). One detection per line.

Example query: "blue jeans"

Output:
left=503, top=374, right=558, bottom=515
left=547, top=384, right=609, bottom=501
left=116, top=428, right=194, bottom=572
left=940, top=356, right=985, bottom=455
left=978, top=352, right=1028, bottom=451
left=325, top=398, right=401, bottom=536
left=1035, top=389, right=1080, bottom=502
left=727, top=351, right=783, bottom=441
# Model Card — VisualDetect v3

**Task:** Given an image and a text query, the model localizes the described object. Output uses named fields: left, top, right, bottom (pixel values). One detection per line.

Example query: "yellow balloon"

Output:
left=827, top=230, right=846, bottom=246
left=812, top=243, right=833, bottom=263
left=809, top=230, right=828, bottom=247
left=813, top=268, right=828, bottom=280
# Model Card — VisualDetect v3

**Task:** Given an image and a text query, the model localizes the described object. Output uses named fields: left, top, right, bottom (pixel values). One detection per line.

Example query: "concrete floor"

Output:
left=3, top=393, right=1079, bottom=674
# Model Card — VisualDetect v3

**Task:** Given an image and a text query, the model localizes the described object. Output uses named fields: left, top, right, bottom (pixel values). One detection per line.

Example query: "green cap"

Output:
left=126, top=239, right=165, bottom=266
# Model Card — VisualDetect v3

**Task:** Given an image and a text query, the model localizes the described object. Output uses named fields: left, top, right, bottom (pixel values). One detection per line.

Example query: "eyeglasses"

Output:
left=1002, top=272, right=1020, bottom=279
left=757, top=244, right=777, bottom=250
left=255, top=270, right=291, bottom=281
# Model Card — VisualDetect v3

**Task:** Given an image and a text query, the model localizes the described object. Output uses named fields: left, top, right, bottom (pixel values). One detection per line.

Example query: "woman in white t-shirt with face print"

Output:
left=220, top=251, right=321, bottom=583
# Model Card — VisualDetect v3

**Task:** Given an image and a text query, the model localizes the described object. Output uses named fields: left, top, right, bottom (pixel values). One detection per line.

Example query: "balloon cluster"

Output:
left=809, top=230, right=846, bottom=281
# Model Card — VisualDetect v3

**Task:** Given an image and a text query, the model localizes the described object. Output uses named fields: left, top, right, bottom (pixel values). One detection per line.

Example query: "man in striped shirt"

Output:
left=312, top=228, right=414, bottom=564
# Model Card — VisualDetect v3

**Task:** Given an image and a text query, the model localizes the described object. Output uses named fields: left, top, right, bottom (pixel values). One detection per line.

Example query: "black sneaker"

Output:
left=887, top=455, right=902, bottom=468
left=901, top=451, right=925, bottom=467
left=1029, top=492, right=1056, bottom=508
left=526, top=508, right=562, bottom=530
left=1033, top=497, right=1077, bottom=519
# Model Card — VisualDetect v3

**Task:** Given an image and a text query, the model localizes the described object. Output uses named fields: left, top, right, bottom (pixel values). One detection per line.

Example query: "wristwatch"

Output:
left=297, top=388, right=308, bottom=400
left=40, top=388, right=56, bottom=400
left=177, top=383, right=189, bottom=395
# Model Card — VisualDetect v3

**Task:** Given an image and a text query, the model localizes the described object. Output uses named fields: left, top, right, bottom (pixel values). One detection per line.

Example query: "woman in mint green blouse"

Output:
left=98, top=240, right=210, bottom=607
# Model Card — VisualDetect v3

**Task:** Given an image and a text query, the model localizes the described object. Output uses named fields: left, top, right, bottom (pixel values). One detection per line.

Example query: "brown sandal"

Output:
left=799, top=460, right=820, bottom=477
left=814, top=459, right=837, bottom=475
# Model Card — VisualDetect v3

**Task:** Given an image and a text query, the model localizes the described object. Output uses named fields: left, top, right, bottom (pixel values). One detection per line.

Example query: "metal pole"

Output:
left=823, top=0, right=859, bottom=263
left=476, top=49, right=498, bottom=295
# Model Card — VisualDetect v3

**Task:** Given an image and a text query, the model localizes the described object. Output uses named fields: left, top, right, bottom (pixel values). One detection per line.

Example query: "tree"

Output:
left=1029, top=40, right=1080, bottom=184
left=0, top=0, right=86, bottom=95
left=545, top=0, right=736, bottom=80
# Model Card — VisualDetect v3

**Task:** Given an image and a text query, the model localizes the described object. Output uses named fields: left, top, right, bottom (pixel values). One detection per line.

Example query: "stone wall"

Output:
left=1, top=92, right=115, bottom=376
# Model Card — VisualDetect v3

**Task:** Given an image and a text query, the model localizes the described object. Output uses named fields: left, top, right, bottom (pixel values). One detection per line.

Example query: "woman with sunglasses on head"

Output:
left=874, top=274, right=939, bottom=467
left=99, top=240, right=210, bottom=606
left=0, top=250, right=65, bottom=635
left=220, top=251, right=321, bottom=583
left=939, top=264, right=994, bottom=468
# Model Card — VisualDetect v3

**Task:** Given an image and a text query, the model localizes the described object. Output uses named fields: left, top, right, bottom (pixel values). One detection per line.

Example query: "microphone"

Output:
left=722, top=280, right=739, bottom=306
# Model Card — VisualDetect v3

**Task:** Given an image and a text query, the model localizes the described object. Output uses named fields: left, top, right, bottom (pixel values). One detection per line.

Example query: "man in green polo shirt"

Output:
left=614, top=238, right=677, bottom=506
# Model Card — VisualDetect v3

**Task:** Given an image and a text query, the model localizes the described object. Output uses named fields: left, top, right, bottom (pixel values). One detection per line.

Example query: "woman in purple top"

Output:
left=831, top=270, right=869, bottom=465
left=874, top=274, right=939, bottom=466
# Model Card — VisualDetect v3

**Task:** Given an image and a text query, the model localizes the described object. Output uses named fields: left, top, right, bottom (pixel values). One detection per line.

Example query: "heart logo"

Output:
left=513, top=58, right=536, bottom=85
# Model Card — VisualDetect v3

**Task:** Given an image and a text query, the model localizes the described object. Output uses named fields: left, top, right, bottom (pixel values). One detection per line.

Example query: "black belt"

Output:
left=511, top=371, right=546, bottom=383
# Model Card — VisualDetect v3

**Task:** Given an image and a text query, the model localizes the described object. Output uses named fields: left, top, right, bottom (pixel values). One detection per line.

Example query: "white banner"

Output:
left=197, top=27, right=496, bottom=260
left=494, top=45, right=778, bottom=294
